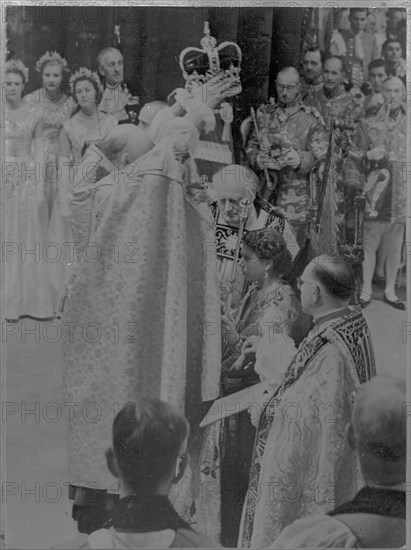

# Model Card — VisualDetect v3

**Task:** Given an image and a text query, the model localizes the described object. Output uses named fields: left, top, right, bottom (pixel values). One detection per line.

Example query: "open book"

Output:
left=200, top=380, right=277, bottom=427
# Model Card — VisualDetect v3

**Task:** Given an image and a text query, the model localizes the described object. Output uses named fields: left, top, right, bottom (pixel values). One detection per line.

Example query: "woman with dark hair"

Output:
left=219, top=227, right=304, bottom=546
left=48, top=68, right=119, bottom=306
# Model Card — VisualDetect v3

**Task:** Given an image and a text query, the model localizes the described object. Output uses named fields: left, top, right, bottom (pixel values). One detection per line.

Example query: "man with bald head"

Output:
left=304, top=56, right=362, bottom=130
left=246, top=66, right=327, bottom=245
left=97, top=46, right=139, bottom=123
left=209, top=163, right=299, bottom=308
left=238, top=254, right=376, bottom=548
left=272, top=375, right=406, bottom=547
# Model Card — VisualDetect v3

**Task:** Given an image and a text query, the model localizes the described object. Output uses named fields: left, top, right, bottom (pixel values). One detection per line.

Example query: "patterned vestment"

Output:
left=238, top=305, right=376, bottom=548
left=245, top=103, right=327, bottom=239
left=62, top=125, right=222, bottom=539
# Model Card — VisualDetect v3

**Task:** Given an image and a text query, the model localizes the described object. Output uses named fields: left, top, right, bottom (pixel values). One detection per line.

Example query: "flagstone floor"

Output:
left=2, top=286, right=408, bottom=549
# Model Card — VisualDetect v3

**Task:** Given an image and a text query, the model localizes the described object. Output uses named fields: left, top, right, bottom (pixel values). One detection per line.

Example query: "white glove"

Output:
left=283, top=148, right=301, bottom=168
left=366, top=146, right=386, bottom=161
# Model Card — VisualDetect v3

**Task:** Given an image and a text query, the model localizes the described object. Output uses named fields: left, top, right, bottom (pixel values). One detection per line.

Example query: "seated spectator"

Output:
left=382, top=38, right=406, bottom=81
left=53, top=399, right=218, bottom=548
left=271, top=376, right=406, bottom=548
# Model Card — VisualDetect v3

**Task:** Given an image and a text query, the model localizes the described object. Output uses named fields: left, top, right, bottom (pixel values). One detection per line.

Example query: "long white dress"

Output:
left=24, top=90, right=77, bottom=216
left=47, top=112, right=118, bottom=309
left=4, top=104, right=54, bottom=319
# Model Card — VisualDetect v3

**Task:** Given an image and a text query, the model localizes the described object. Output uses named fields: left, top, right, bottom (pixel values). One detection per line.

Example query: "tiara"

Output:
left=179, top=22, right=242, bottom=87
left=69, top=67, right=103, bottom=94
left=5, top=59, right=29, bottom=83
left=36, top=51, right=69, bottom=73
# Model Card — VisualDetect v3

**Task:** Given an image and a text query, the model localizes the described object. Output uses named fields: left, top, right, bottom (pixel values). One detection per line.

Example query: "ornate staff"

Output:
left=250, top=106, right=275, bottom=195
left=224, top=191, right=253, bottom=315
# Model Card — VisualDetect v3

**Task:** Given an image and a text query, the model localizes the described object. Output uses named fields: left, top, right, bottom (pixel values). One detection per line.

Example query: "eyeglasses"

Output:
left=276, top=83, right=299, bottom=91
left=297, top=277, right=317, bottom=290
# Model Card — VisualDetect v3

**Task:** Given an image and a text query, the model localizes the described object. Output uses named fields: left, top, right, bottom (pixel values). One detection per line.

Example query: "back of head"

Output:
left=138, top=101, right=167, bottom=127
left=352, top=376, right=406, bottom=484
left=112, top=399, right=189, bottom=494
left=97, top=124, right=153, bottom=163
left=311, top=255, right=355, bottom=302
left=211, top=164, right=258, bottom=199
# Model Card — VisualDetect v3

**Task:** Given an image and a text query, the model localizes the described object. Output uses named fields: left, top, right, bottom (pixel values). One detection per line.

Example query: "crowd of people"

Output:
left=4, top=6, right=407, bottom=549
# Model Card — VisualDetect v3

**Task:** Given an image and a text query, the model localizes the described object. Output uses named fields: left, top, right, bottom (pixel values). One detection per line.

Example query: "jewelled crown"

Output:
left=179, top=22, right=242, bottom=87
left=5, top=59, right=29, bottom=83
left=69, top=67, right=103, bottom=94
left=36, top=51, right=69, bottom=73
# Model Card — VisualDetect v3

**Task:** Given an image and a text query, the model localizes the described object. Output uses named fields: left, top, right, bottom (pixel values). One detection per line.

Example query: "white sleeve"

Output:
left=148, top=107, right=177, bottom=145
left=254, top=331, right=296, bottom=385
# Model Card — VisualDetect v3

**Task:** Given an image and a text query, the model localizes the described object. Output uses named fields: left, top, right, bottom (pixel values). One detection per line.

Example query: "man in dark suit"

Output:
left=97, top=46, right=139, bottom=124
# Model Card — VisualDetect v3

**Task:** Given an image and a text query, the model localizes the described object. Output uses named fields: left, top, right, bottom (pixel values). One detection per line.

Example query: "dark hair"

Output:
left=303, top=47, right=325, bottom=64
left=72, top=75, right=103, bottom=104
left=311, top=256, right=356, bottom=301
left=243, top=227, right=292, bottom=276
left=112, top=399, right=189, bottom=493
left=368, top=59, right=388, bottom=73
left=349, top=7, right=368, bottom=17
left=382, top=38, right=402, bottom=54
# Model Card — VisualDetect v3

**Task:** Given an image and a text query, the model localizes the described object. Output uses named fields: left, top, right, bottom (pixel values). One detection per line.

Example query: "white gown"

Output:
left=4, top=104, right=54, bottom=319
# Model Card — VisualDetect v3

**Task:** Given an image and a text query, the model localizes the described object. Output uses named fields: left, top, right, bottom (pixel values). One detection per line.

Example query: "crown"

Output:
left=36, top=51, right=69, bottom=73
left=69, top=67, right=103, bottom=94
left=179, top=22, right=242, bottom=87
left=5, top=58, right=29, bottom=83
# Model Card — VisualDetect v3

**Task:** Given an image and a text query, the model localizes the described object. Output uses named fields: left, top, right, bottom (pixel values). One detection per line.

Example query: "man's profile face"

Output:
left=323, top=59, right=344, bottom=93
left=382, top=79, right=404, bottom=110
left=298, top=263, right=318, bottom=315
left=369, top=67, right=387, bottom=92
left=349, top=10, right=368, bottom=33
left=302, top=51, right=323, bottom=84
left=99, top=50, right=124, bottom=86
left=276, top=71, right=300, bottom=105
left=384, top=42, right=402, bottom=63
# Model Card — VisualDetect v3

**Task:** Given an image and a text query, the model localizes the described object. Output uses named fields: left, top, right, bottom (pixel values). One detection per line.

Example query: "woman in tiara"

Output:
left=4, top=59, right=54, bottom=320
left=50, top=68, right=118, bottom=307
left=25, top=51, right=76, bottom=216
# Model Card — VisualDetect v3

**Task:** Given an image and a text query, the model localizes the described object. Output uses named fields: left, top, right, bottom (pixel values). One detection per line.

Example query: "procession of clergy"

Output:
left=4, top=6, right=406, bottom=549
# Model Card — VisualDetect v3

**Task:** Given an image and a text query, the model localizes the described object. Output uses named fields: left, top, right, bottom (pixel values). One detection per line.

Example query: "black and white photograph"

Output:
left=1, top=2, right=409, bottom=548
